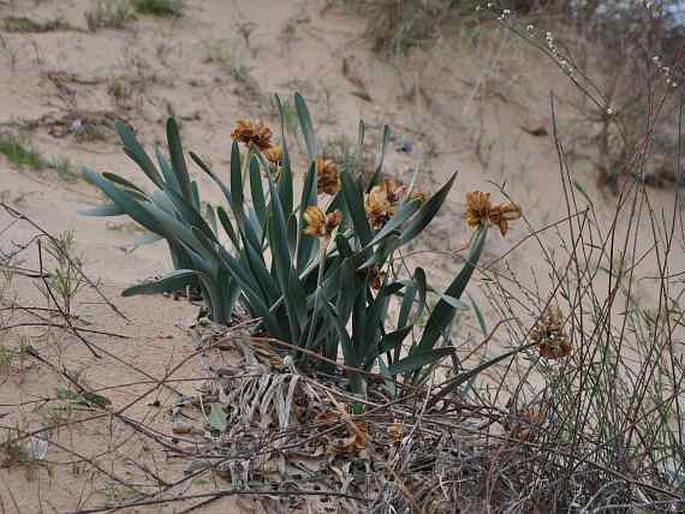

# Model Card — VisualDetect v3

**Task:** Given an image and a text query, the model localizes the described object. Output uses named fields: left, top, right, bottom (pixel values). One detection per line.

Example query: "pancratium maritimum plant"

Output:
left=83, top=93, right=500, bottom=396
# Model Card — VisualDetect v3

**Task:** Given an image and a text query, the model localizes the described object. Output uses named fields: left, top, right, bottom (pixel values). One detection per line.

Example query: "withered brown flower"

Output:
left=330, top=419, right=368, bottom=456
left=316, top=156, right=341, bottom=195
left=365, top=185, right=393, bottom=229
left=532, top=306, right=571, bottom=360
left=303, top=206, right=342, bottom=239
left=387, top=420, right=405, bottom=443
left=230, top=119, right=273, bottom=151
left=465, top=191, right=521, bottom=236
left=263, top=144, right=283, bottom=166
left=364, top=179, right=402, bottom=229
left=512, top=408, right=546, bottom=442
left=410, top=190, right=428, bottom=206
left=368, top=265, right=386, bottom=290
left=315, top=409, right=368, bottom=456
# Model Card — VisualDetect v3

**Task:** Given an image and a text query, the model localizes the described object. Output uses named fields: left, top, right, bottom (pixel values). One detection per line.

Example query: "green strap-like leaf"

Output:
left=230, top=141, right=244, bottom=219
left=131, top=232, right=164, bottom=249
left=468, top=293, right=488, bottom=337
left=367, top=125, right=391, bottom=192
left=155, top=147, right=181, bottom=194
left=267, top=173, right=306, bottom=340
left=323, top=299, right=360, bottom=370
left=166, top=117, right=192, bottom=201
left=189, top=151, right=233, bottom=205
left=192, top=149, right=260, bottom=252
left=376, top=325, right=413, bottom=359
left=398, top=172, right=457, bottom=246
left=295, top=93, right=317, bottom=161
left=274, top=94, right=294, bottom=214
left=214, top=248, right=282, bottom=336
left=249, top=158, right=267, bottom=226
left=205, top=204, right=218, bottom=235
left=414, top=267, right=427, bottom=323
left=102, top=172, right=146, bottom=194
left=397, top=283, right=417, bottom=332
left=364, top=198, right=421, bottom=249
left=340, top=169, right=372, bottom=245
left=296, top=162, right=318, bottom=272
left=163, top=187, right=218, bottom=244
left=79, top=203, right=125, bottom=216
left=122, top=269, right=199, bottom=297
left=191, top=181, right=200, bottom=211
left=216, top=206, right=239, bottom=249
left=82, top=168, right=165, bottom=236
left=388, top=347, right=454, bottom=375
left=427, top=344, right=527, bottom=408
left=115, top=121, right=163, bottom=187
left=416, top=226, right=487, bottom=354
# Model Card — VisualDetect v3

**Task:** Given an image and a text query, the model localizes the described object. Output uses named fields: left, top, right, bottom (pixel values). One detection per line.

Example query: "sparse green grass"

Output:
left=0, top=342, right=31, bottom=373
left=206, top=38, right=234, bottom=69
left=0, top=428, right=29, bottom=469
left=51, top=158, right=79, bottom=182
left=0, top=133, right=80, bottom=182
left=1, top=16, right=77, bottom=33
left=130, top=0, right=182, bottom=17
left=85, top=0, right=133, bottom=31
left=0, top=134, right=45, bottom=171
left=46, top=231, right=84, bottom=316
left=230, top=65, right=261, bottom=99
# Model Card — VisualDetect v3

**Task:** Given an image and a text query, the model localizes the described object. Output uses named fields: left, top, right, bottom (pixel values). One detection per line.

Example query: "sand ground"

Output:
left=1, top=0, right=683, bottom=512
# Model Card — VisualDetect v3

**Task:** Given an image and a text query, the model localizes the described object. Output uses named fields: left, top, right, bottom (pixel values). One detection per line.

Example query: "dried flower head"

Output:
left=466, top=191, right=521, bottom=236
left=263, top=144, right=283, bottom=166
left=368, top=265, right=387, bottom=290
left=230, top=119, right=273, bottom=150
left=316, top=156, right=340, bottom=195
left=303, top=206, right=342, bottom=239
left=315, top=409, right=368, bottom=456
left=365, top=184, right=393, bottom=229
left=512, top=408, right=545, bottom=442
left=331, top=419, right=368, bottom=455
left=387, top=420, right=405, bottom=443
left=532, top=306, right=571, bottom=360
left=364, top=179, right=405, bottom=229
left=410, top=190, right=428, bottom=206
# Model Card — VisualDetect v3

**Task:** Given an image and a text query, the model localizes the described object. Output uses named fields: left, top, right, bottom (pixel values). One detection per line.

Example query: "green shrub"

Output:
left=84, top=94, right=503, bottom=394
left=130, top=0, right=182, bottom=16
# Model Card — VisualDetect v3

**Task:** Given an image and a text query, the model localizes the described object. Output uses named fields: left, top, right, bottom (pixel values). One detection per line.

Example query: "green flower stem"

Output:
left=304, top=238, right=329, bottom=351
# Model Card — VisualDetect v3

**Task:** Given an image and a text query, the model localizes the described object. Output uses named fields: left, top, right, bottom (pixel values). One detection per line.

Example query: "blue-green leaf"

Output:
left=155, top=147, right=181, bottom=194
left=230, top=141, right=245, bottom=221
left=388, top=347, right=454, bottom=375
left=340, top=169, right=372, bottom=245
left=122, top=270, right=199, bottom=296
left=416, top=226, right=487, bottom=354
left=79, top=203, right=125, bottom=216
left=115, top=120, right=163, bottom=187
left=367, top=125, right=391, bottom=191
left=102, top=172, right=146, bottom=194
left=189, top=151, right=233, bottom=205
left=399, top=172, right=457, bottom=246
left=295, top=93, right=317, bottom=161
left=166, top=117, right=192, bottom=201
